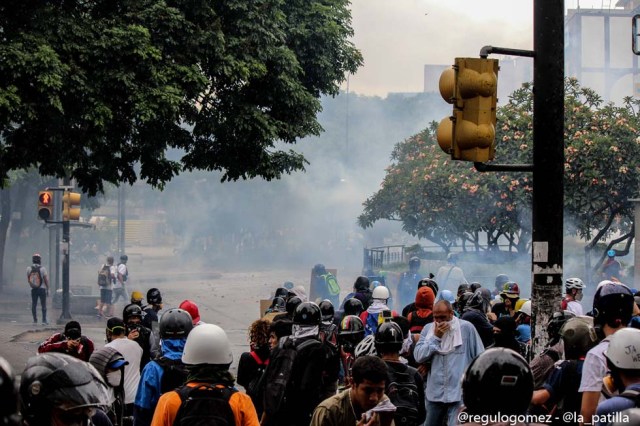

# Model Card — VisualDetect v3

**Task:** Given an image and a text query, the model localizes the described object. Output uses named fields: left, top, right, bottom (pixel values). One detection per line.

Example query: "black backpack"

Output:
left=157, top=356, right=189, bottom=394
left=97, top=264, right=110, bottom=287
left=173, top=384, right=237, bottom=426
left=386, top=364, right=421, bottom=426
left=245, top=351, right=268, bottom=401
left=263, top=337, right=321, bottom=417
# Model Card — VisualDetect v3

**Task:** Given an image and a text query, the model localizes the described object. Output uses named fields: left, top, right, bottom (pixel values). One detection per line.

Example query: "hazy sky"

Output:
left=348, top=0, right=607, bottom=96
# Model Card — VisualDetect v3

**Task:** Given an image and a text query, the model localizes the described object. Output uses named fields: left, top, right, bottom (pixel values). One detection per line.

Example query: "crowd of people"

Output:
left=4, top=256, right=640, bottom=425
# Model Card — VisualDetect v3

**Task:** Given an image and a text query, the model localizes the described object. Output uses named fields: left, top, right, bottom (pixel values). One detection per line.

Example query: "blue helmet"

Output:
left=607, top=249, right=616, bottom=257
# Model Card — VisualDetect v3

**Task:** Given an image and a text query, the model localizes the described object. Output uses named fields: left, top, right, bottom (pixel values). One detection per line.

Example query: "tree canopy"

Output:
left=359, top=78, right=640, bottom=271
left=0, top=0, right=362, bottom=195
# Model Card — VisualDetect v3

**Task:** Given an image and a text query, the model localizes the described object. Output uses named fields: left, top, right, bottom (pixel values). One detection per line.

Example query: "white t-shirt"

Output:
left=565, top=300, right=584, bottom=316
left=106, top=337, right=142, bottom=404
left=435, top=264, right=468, bottom=292
left=579, top=338, right=609, bottom=404
left=115, top=263, right=128, bottom=289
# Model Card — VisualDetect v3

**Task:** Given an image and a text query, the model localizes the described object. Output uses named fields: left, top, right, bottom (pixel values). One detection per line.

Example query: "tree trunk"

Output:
left=0, top=189, right=11, bottom=290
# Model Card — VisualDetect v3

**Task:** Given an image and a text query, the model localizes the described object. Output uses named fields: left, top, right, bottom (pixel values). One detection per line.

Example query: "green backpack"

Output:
left=323, top=273, right=340, bottom=296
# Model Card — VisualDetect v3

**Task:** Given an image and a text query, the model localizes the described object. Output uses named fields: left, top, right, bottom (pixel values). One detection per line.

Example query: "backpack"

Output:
left=173, top=384, right=237, bottom=426
left=28, top=265, right=43, bottom=289
left=245, top=351, right=269, bottom=401
left=386, top=365, right=421, bottom=426
left=322, top=273, right=340, bottom=296
left=407, top=309, right=433, bottom=334
left=157, top=356, right=189, bottom=394
left=97, top=264, right=110, bottom=287
left=263, top=337, right=321, bottom=417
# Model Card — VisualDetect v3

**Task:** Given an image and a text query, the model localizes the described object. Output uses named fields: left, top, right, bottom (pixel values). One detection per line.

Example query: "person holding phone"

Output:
left=37, top=320, right=95, bottom=362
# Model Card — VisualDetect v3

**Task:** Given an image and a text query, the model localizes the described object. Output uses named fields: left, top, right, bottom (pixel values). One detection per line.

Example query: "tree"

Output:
left=359, top=78, right=640, bottom=270
left=0, top=0, right=362, bottom=195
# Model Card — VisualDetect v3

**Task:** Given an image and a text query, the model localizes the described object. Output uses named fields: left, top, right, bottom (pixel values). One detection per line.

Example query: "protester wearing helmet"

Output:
left=580, top=282, right=634, bottom=425
left=434, top=253, right=468, bottom=294
left=37, top=320, right=95, bottom=362
left=339, top=315, right=366, bottom=355
left=130, top=290, right=144, bottom=307
left=563, top=277, right=586, bottom=316
left=414, top=300, right=484, bottom=426
left=104, top=316, right=142, bottom=420
left=151, top=324, right=259, bottom=426
left=122, top=303, right=152, bottom=369
left=134, top=308, right=193, bottom=426
left=263, top=302, right=339, bottom=426
left=20, top=353, right=111, bottom=426
left=354, top=335, right=377, bottom=358
left=531, top=317, right=598, bottom=420
left=397, top=257, right=424, bottom=313
left=461, top=288, right=494, bottom=348
left=179, top=299, right=204, bottom=326
left=273, top=295, right=302, bottom=323
left=600, top=249, right=622, bottom=281
left=343, top=297, right=365, bottom=318
left=462, top=348, right=533, bottom=416
left=493, top=274, right=510, bottom=297
left=318, top=300, right=339, bottom=347
left=0, top=357, right=20, bottom=426
left=489, top=282, right=521, bottom=321
left=142, top=288, right=163, bottom=329
left=360, top=286, right=397, bottom=337
left=529, top=310, right=576, bottom=389
left=515, top=300, right=532, bottom=344
left=375, top=321, right=426, bottom=426
left=310, top=264, right=340, bottom=308
left=89, top=346, right=128, bottom=426
left=595, top=328, right=640, bottom=421
left=350, top=276, right=373, bottom=310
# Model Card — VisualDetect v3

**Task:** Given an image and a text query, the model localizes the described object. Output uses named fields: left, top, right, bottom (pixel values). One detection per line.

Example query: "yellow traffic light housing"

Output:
left=37, top=191, right=54, bottom=221
left=436, top=58, right=499, bottom=162
left=62, top=191, right=81, bottom=221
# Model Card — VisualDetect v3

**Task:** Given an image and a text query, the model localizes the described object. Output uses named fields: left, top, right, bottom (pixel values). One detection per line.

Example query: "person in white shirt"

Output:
left=434, top=253, right=467, bottom=293
left=105, top=316, right=142, bottom=420
left=113, top=254, right=129, bottom=304
left=562, top=277, right=585, bottom=316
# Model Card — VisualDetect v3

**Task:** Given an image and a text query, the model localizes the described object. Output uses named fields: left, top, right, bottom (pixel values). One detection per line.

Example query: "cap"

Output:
left=107, top=317, right=126, bottom=333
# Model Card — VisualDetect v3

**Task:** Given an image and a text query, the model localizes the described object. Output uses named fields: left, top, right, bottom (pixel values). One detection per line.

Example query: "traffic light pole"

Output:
left=59, top=218, right=72, bottom=322
left=530, top=0, right=565, bottom=354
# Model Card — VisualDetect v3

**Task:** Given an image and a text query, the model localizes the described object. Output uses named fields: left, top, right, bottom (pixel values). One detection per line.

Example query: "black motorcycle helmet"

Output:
left=593, top=282, right=634, bottom=328
left=418, top=278, right=439, bottom=296
left=547, top=310, right=576, bottom=344
left=159, top=308, right=193, bottom=339
left=122, top=303, right=143, bottom=323
left=338, top=315, right=365, bottom=353
left=319, top=300, right=335, bottom=322
left=285, top=296, right=302, bottom=316
left=146, top=288, right=163, bottom=305
left=120, top=254, right=128, bottom=263
left=343, top=298, right=364, bottom=317
left=374, top=321, right=404, bottom=354
left=32, top=253, right=42, bottom=265
left=462, top=348, right=533, bottom=416
left=20, top=353, right=110, bottom=425
left=293, top=302, right=322, bottom=326
left=274, top=287, right=289, bottom=299
left=270, top=296, right=286, bottom=313
left=0, top=357, right=18, bottom=425
left=354, top=276, right=370, bottom=292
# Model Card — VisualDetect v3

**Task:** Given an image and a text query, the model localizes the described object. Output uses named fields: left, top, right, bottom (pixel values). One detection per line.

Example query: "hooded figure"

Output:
left=407, top=286, right=435, bottom=334
left=490, top=316, right=527, bottom=359
left=460, top=288, right=494, bottom=348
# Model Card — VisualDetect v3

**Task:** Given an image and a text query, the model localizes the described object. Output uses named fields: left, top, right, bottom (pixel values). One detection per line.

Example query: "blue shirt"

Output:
left=413, top=319, right=484, bottom=403
left=596, top=382, right=640, bottom=426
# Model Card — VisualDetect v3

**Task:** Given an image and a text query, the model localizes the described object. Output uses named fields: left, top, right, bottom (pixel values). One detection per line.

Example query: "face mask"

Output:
left=106, top=370, right=122, bottom=387
left=575, top=292, right=583, bottom=301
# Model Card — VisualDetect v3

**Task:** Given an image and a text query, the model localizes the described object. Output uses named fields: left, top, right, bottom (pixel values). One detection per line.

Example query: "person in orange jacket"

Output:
left=151, top=323, right=259, bottom=426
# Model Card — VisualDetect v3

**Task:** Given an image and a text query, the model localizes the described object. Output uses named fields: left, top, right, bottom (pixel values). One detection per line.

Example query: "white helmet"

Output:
left=605, top=328, right=640, bottom=370
left=372, top=285, right=390, bottom=300
left=354, top=335, right=377, bottom=358
left=182, top=324, right=233, bottom=365
left=517, top=300, right=532, bottom=316
left=566, top=278, right=585, bottom=290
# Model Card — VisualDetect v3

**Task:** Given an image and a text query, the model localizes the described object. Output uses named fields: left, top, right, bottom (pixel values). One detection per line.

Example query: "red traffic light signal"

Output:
left=38, top=191, right=54, bottom=220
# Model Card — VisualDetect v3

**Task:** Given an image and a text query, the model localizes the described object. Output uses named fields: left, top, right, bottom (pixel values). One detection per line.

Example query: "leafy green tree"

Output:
left=0, top=0, right=362, bottom=195
left=359, top=78, right=640, bottom=273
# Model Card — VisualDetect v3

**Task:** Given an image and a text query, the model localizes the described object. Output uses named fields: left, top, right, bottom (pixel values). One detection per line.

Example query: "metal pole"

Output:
left=118, top=185, right=125, bottom=257
left=58, top=177, right=72, bottom=323
left=531, top=0, right=565, bottom=355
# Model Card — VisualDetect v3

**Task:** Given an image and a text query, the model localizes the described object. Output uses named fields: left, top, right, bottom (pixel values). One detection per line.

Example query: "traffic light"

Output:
left=436, top=57, right=499, bottom=162
left=37, top=191, right=54, bottom=221
left=62, top=191, right=81, bottom=221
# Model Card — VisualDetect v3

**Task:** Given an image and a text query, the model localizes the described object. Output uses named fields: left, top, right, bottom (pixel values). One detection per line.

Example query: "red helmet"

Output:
left=179, top=300, right=201, bottom=325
